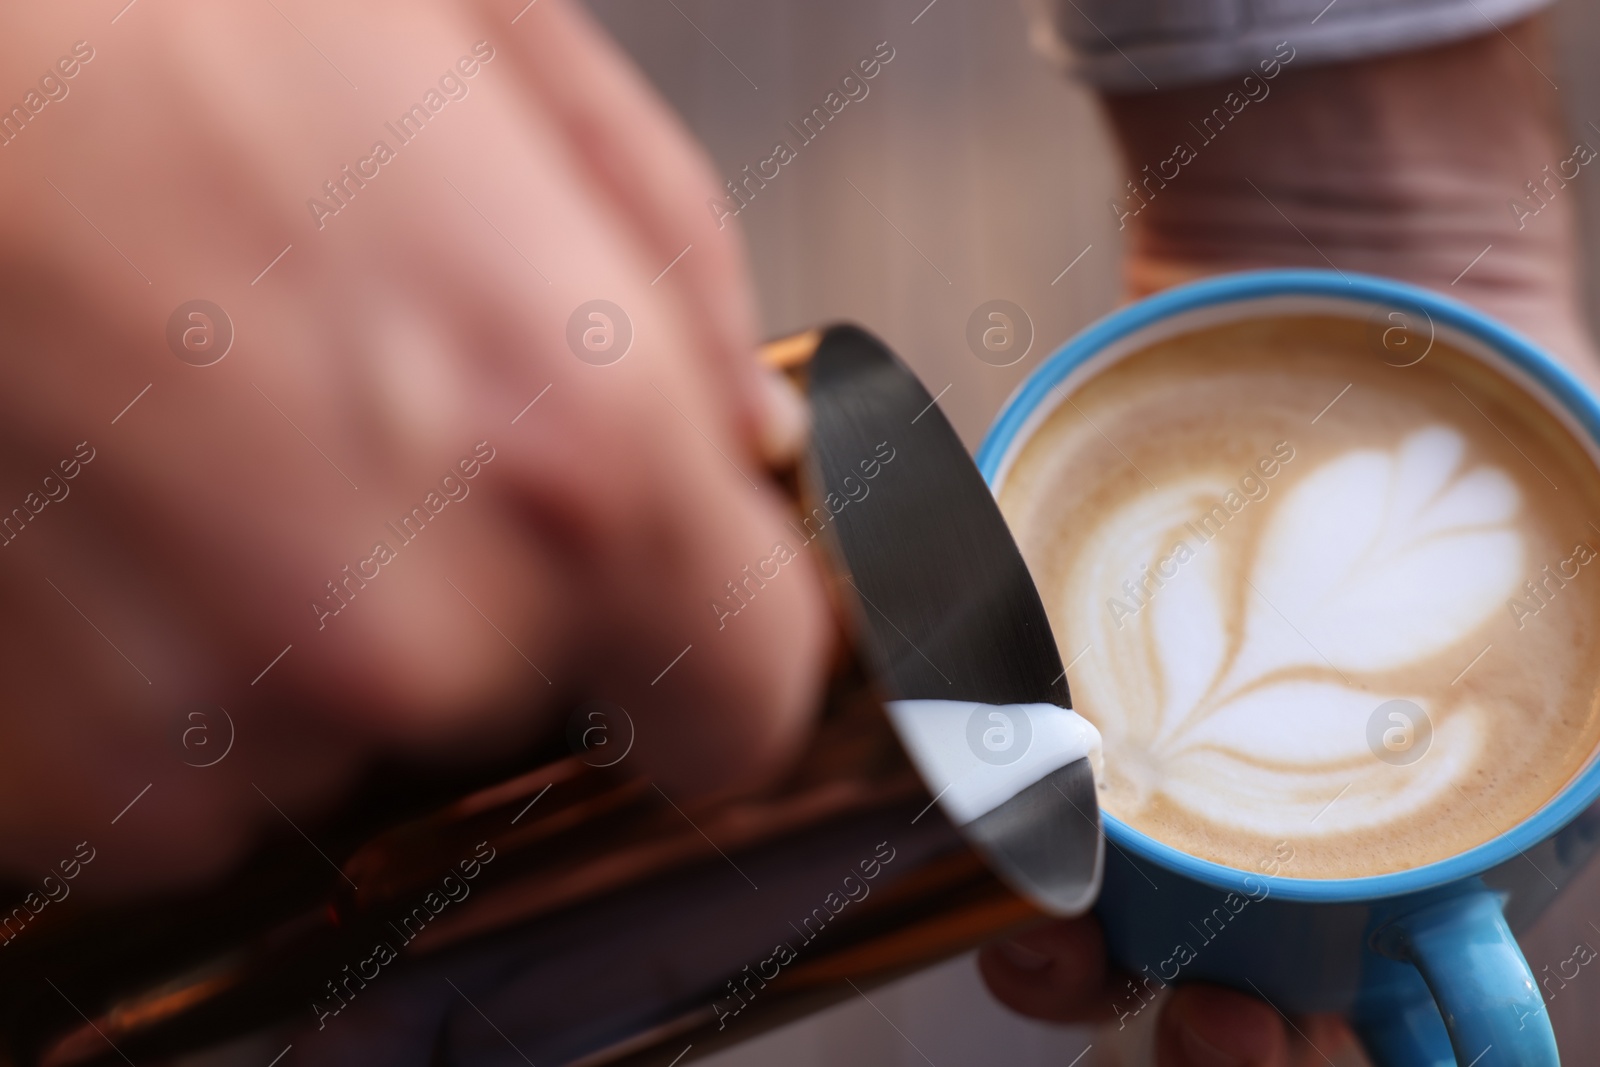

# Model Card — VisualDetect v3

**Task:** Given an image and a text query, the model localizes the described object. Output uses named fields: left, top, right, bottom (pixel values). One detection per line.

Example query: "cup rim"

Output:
left=975, top=267, right=1600, bottom=903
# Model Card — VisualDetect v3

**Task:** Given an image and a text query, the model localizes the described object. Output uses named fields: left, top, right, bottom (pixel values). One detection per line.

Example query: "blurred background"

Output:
left=577, top=0, right=1600, bottom=1062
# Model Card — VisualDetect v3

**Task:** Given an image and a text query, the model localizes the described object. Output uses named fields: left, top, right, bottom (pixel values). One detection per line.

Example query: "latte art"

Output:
left=1084, top=424, right=1518, bottom=837
left=1000, top=316, right=1600, bottom=877
left=1104, top=442, right=1297, bottom=632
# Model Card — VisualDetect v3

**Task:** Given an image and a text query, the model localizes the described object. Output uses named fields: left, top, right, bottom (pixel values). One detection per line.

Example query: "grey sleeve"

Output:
left=1024, top=0, right=1553, bottom=92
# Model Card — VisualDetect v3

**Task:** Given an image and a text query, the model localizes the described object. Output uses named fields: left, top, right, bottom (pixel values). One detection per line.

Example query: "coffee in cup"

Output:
left=997, top=313, right=1600, bottom=878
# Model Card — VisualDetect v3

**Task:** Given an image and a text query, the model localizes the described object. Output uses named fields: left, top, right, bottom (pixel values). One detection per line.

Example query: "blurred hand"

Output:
left=983, top=15, right=1587, bottom=1064
left=979, top=922, right=1355, bottom=1066
left=0, top=0, right=828, bottom=894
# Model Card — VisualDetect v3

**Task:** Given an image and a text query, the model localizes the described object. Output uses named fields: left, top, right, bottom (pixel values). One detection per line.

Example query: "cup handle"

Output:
left=1357, top=889, right=1557, bottom=1066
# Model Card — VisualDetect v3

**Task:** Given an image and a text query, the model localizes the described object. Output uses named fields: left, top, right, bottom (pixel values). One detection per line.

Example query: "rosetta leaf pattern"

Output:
left=1079, top=426, right=1522, bottom=835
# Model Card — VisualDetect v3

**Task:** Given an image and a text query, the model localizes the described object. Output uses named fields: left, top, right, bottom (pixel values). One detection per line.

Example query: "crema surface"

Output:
left=999, top=316, right=1600, bottom=878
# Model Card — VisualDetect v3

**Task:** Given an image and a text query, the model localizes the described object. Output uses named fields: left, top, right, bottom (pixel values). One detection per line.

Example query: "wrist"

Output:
left=1099, top=17, right=1598, bottom=375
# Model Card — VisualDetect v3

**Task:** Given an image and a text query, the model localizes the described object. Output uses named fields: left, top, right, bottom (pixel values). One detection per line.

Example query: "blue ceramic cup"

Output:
left=976, top=270, right=1600, bottom=1067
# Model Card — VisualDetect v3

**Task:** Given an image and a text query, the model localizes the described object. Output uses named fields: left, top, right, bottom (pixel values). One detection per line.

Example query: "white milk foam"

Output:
left=1074, top=426, right=1518, bottom=839
left=885, top=700, right=1102, bottom=826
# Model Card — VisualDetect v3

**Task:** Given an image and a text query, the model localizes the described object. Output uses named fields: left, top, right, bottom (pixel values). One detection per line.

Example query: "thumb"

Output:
left=1157, top=985, right=1289, bottom=1067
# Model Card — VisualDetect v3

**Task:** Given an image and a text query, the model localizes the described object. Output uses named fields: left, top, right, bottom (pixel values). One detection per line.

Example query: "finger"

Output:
left=237, top=20, right=833, bottom=795
left=976, top=919, right=1119, bottom=1024
left=1156, top=985, right=1289, bottom=1067
left=420, top=101, right=832, bottom=792
left=482, top=0, right=771, bottom=442
left=1294, top=1014, right=1359, bottom=1065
